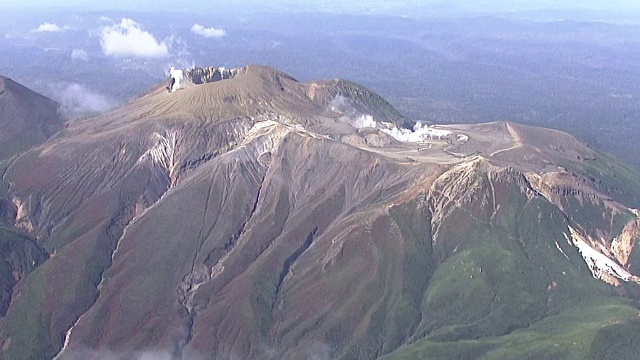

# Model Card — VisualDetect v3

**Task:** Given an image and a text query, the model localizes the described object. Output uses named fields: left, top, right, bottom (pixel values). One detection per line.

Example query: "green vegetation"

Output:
left=0, top=263, right=52, bottom=360
left=382, top=300, right=638, bottom=360
left=3, top=30, right=640, bottom=358
left=562, top=150, right=640, bottom=209
left=588, top=317, right=640, bottom=360
left=376, top=176, right=640, bottom=360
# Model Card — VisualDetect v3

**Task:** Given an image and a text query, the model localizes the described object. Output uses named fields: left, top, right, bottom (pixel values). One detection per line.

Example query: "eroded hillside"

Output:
left=1, top=65, right=640, bottom=360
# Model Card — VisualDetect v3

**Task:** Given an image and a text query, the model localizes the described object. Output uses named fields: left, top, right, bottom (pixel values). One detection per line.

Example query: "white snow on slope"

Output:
left=568, top=226, right=633, bottom=282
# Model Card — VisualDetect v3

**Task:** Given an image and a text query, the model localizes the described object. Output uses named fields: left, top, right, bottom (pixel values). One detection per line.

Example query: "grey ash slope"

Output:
left=1, top=65, right=640, bottom=360
left=0, top=76, right=62, bottom=160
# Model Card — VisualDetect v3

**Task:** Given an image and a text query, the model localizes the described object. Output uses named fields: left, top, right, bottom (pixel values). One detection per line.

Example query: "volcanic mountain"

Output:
left=1, top=65, right=640, bottom=360
left=0, top=76, right=62, bottom=160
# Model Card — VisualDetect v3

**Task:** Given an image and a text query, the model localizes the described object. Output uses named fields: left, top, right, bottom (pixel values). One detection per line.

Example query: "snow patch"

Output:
left=555, top=240, right=570, bottom=260
left=568, top=226, right=633, bottom=282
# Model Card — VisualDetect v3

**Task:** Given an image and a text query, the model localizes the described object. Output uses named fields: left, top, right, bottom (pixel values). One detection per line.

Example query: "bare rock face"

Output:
left=185, top=66, right=247, bottom=85
left=1, top=65, right=640, bottom=360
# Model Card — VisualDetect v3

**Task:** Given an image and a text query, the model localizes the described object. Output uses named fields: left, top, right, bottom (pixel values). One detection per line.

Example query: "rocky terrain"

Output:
left=1, top=65, right=640, bottom=360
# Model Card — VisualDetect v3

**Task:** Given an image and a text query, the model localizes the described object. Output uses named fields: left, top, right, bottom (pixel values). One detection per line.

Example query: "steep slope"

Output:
left=0, top=77, right=57, bottom=337
left=0, top=76, right=62, bottom=160
left=1, top=65, right=640, bottom=360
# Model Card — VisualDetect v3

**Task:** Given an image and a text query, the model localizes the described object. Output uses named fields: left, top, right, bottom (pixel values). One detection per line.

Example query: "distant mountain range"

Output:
left=1, top=66, right=640, bottom=359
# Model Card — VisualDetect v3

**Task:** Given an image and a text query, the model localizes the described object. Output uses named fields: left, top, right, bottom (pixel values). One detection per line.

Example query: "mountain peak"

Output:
left=183, top=64, right=293, bottom=86
left=4, top=66, right=640, bottom=360
left=0, top=75, right=62, bottom=159
left=74, top=64, right=408, bottom=138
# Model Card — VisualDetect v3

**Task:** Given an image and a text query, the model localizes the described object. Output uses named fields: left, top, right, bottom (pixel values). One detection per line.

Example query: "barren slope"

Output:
left=0, top=76, right=62, bottom=160
left=1, top=65, right=640, bottom=360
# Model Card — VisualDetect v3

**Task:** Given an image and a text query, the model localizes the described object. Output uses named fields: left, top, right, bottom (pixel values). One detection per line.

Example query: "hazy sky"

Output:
left=1, top=0, right=639, bottom=14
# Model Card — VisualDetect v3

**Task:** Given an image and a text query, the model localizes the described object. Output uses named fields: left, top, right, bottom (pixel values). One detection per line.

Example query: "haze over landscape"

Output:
left=1, top=1, right=640, bottom=360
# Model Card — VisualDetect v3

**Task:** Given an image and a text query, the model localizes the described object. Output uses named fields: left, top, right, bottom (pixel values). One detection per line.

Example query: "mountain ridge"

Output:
left=1, top=66, right=640, bottom=359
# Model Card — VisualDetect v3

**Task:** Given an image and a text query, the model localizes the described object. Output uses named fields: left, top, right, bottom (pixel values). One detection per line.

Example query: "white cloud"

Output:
left=100, top=18, right=169, bottom=58
left=71, top=49, right=89, bottom=61
left=191, top=24, right=227, bottom=39
left=49, top=83, right=114, bottom=116
left=33, top=23, right=68, bottom=33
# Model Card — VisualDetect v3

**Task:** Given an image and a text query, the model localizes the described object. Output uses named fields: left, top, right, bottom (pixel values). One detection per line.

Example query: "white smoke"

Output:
left=100, top=18, right=169, bottom=58
left=330, top=94, right=452, bottom=143
left=191, top=24, right=227, bottom=39
left=381, top=121, right=452, bottom=143
left=164, top=35, right=193, bottom=71
left=328, top=95, right=350, bottom=113
left=351, top=114, right=452, bottom=143
left=49, top=83, right=114, bottom=117
left=169, top=68, right=184, bottom=93
left=70, top=49, right=89, bottom=61
left=353, top=114, right=377, bottom=129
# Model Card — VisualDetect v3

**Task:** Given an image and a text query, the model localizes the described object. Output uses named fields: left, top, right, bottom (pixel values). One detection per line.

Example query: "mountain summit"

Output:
left=0, top=76, right=62, bottom=159
left=1, top=66, right=640, bottom=360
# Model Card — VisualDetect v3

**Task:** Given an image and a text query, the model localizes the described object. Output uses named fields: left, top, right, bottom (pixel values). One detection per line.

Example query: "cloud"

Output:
left=33, top=23, right=67, bottom=33
left=100, top=18, right=169, bottom=58
left=191, top=24, right=227, bottom=39
left=49, top=83, right=114, bottom=117
left=71, top=49, right=89, bottom=61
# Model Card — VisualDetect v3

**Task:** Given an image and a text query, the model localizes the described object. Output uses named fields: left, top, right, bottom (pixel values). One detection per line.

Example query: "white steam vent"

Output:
left=352, top=115, right=453, bottom=143
left=381, top=122, right=452, bottom=143
left=169, top=67, right=184, bottom=93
